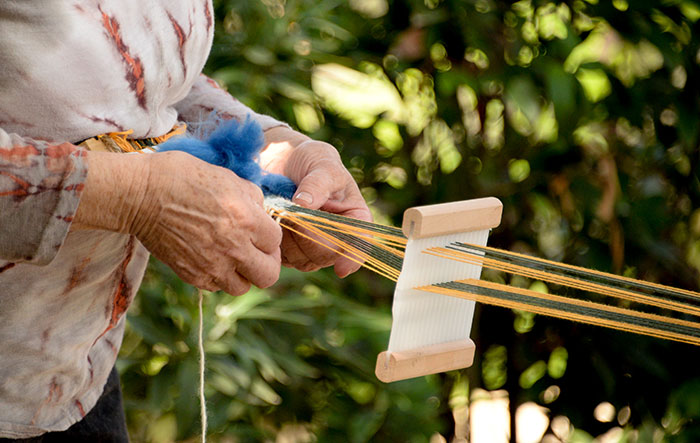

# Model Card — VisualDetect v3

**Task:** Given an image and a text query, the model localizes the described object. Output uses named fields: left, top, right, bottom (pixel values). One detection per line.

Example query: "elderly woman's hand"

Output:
left=261, top=128, right=372, bottom=278
left=73, top=150, right=283, bottom=295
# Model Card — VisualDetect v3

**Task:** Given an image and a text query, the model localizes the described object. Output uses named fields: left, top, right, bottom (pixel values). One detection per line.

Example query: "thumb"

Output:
left=292, top=169, right=334, bottom=210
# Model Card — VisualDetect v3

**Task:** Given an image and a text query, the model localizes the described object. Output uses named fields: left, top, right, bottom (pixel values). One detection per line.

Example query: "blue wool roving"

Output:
left=157, top=116, right=297, bottom=199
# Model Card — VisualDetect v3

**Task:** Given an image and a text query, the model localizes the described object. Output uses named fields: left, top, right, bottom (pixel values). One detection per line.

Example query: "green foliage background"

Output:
left=118, top=0, right=700, bottom=441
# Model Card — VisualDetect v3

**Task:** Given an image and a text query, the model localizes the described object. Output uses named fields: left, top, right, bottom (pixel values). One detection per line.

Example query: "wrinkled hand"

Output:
left=262, top=136, right=372, bottom=277
left=74, top=150, right=282, bottom=295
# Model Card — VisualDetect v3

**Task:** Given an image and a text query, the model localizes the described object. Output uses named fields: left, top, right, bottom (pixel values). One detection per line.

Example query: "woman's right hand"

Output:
left=73, top=150, right=282, bottom=295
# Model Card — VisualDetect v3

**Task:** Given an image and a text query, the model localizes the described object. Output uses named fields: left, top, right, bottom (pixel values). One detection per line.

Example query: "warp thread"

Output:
left=197, top=289, right=207, bottom=443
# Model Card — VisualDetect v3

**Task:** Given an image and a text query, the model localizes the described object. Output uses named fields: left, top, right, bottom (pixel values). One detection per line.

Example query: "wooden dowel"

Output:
left=375, top=339, right=476, bottom=383
left=402, top=197, right=503, bottom=239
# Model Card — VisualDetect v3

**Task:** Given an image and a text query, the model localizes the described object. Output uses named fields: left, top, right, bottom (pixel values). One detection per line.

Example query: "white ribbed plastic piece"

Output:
left=387, top=229, right=489, bottom=353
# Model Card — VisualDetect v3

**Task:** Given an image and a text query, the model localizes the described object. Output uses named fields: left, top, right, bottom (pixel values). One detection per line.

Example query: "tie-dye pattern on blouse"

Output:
left=0, top=0, right=285, bottom=437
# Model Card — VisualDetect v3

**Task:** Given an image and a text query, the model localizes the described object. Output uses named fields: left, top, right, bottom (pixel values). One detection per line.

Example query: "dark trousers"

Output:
left=0, top=367, right=129, bottom=442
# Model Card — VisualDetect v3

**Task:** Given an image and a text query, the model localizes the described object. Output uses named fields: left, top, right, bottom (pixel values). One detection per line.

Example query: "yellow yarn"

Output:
left=88, top=124, right=187, bottom=153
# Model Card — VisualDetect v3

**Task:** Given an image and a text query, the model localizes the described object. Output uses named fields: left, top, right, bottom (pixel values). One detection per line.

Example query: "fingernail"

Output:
left=294, top=192, right=313, bottom=205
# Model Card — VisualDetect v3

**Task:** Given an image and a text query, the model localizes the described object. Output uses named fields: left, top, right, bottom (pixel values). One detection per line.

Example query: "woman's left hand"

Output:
left=261, top=129, right=372, bottom=278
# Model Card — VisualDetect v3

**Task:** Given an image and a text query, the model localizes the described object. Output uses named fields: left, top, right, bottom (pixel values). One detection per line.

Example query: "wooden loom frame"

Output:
left=375, top=197, right=503, bottom=383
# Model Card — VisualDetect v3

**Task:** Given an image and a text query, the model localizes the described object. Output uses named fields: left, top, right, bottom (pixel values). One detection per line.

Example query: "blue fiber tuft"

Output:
left=260, top=174, right=297, bottom=200
left=158, top=115, right=297, bottom=199
left=157, top=138, right=217, bottom=164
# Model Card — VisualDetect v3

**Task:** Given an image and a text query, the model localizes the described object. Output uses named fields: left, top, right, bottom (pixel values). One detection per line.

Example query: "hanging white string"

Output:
left=197, top=289, right=207, bottom=443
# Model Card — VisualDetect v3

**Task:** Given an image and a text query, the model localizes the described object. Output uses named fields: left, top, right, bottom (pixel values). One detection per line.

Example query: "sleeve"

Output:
left=0, top=128, right=88, bottom=265
left=174, top=74, right=290, bottom=132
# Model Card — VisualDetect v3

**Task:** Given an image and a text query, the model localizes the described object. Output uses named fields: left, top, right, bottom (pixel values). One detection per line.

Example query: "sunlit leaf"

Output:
left=576, top=68, right=612, bottom=103
left=349, top=0, right=389, bottom=18
left=508, top=159, right=531, bottom=183
left=373, top=119, right=404, bottom=154
left=519, top=360, right=547, bottom=388
left=482, top=345, right=508, bottom=390
left=146, top=413, right=177, bottom=443
left=312, top=63, right=404, bottom=128
left=548, top=347, right=568, bottom=379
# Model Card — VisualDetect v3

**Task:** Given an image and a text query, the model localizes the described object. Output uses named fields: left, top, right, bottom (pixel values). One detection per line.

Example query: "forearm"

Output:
left=72, top=151, right=150, bottom=234
left=175, top=74, right=290, bottom=133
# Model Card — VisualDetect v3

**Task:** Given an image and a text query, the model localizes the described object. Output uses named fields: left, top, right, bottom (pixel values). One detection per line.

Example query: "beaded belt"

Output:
left=79, top=124, right=186, bottom=153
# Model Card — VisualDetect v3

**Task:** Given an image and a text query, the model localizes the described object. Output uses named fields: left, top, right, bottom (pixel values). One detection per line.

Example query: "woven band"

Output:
left=79, top=124, right=186, bottom=153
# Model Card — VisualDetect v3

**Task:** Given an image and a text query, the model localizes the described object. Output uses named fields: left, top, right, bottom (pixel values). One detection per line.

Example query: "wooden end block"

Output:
left=375, top=339, right=476, bottom=383
left=401, top=197, right=503, bottom=239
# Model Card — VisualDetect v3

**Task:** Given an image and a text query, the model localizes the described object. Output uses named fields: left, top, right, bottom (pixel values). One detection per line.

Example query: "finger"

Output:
left=331, top=205, right=373, bottom=223
left=169, top=262, right=222, bottom=293
left=195, top=277, right=221, bottom=293
left=249, top=207, right=284, bottom=255
left=241, top=177, right=266, bottom=205
left=334, top=256, right=363, bottom=278
left=280, top=229, right=308, bottom=268
left=297, top=262, right=322, bottom=272
left=281, top=245, right=292, bottom=268
left=215, top=272, right=252, bottom=296
left=281, top=253, right=316, bottom=272
left=235, top=242, right=281, bottom=289
left=292, top=167, right=343, bottom=210
left=279, top=236, right=318, bottom=271
left=317, top=188, right=373, bottom=220
left=281, top=244, right=321, bottom=272
left=280, top=228, right=321, bottom=270
left=321, top=198, right=372, bottom=277
left=281, top=224, right=338, bottom=269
